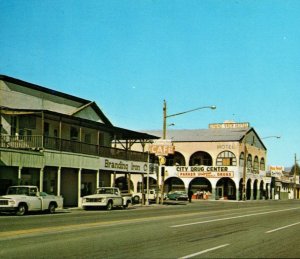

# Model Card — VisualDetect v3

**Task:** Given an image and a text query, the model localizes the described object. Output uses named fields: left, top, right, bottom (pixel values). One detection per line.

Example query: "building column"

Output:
left=57, top=167, right=61, bottom=196
left=113, top=172, right=116, bottom=187
left=211, top=181, right=217, bottom=200
left=236, top=189, right=240, bottom=200
left=96, top=170, right=100, bottom=188
left=257, top=189, right=261, bottom=200
left=128, top=173, right=131, bottom=193
left=39, top=167, right=44, bottom=192
left=78, top=168, right=82, bottom=207
left=250, top=187, right=254, bottom=200
left=18, top=167, right=22, bottom=185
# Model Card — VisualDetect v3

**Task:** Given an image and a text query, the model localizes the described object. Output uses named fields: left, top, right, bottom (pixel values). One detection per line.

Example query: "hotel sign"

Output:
left=209, top=122, right=250, bottom=129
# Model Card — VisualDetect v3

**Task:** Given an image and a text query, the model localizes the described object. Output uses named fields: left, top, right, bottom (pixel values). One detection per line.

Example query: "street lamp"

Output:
left=262, top=136, right=281, bottom=140
left=160, top=100, right=216, bottom=203
left=163, top=100, right=216, bottom=139
left=294, top=154, right=299, bottom=199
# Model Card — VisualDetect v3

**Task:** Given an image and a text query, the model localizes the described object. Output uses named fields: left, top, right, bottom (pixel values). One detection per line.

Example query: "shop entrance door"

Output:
left=216, top=186, right=223, bottom=199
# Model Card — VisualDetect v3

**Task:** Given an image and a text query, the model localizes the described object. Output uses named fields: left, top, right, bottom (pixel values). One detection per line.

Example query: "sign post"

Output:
left=149, top=139, right=174, bottom=204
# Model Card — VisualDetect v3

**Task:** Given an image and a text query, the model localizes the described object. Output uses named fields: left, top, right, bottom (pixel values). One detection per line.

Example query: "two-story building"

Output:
left=0, top=75, right=158, bottom=207
left=135, top=122, right=271, bottom=201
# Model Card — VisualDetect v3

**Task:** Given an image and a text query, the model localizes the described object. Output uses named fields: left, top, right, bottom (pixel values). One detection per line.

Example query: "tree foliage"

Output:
left=290, top=163, right=300, bottom=176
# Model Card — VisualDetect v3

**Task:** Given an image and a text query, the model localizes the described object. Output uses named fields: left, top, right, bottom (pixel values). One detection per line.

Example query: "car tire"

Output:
left=132, top=195, right=140, bottom=204
left=106, top=201, right=113, bottom=210
left=16, top=204, right=27, bottom=216
left=48, top=203, right=56, bottom=214
left=123, top=200, right=130, bottom=209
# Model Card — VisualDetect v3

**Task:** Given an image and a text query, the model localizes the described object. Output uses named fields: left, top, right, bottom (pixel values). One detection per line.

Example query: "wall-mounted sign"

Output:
left=100, top=157, right=156, bottom=173
left=269, top=165, right=284, bottom=178
left=178, top=171, right=234, bottom=178
left=149, top=139, right=175, bottom=156
left=176, top=166, right=234, bottom=178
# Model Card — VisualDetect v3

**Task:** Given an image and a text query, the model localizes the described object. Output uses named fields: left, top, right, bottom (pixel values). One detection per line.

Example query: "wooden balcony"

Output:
left=0, top=135, right=153, bottom=163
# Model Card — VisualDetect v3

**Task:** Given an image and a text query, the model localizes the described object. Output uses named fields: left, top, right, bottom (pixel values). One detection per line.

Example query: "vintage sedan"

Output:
left=167, top=191, right=188, bottom=201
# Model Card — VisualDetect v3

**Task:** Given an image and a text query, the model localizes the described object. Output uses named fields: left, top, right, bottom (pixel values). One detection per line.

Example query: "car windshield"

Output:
left=7, top=187, right=29, bottom=195
left=96, top=188, right=114, bottom=194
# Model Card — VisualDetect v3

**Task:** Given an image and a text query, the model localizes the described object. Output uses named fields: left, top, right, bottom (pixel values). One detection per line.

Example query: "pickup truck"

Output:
left=82, top=187, right=132, bottom=210
left=0, top=185, right=63, bottom=216
left=132, top=189, right=166, bottom=204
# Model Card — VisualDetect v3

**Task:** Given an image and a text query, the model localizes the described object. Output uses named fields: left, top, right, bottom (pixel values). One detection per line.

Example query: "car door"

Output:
left=28, top=188, right=42, bottom=210
left=112, top=188, right=122, bottom=206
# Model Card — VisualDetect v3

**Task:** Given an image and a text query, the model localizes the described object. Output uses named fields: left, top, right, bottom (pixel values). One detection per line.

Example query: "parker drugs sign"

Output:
left=149, top=139, right=175, bottom=156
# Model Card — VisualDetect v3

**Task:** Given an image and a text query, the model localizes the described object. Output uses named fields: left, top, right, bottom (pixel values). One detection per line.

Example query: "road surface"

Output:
left=0, top=200, right=299, bottom=258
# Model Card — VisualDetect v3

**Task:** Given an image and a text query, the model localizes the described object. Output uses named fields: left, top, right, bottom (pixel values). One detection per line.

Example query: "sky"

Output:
left=1, top=0, right=299, bottom=168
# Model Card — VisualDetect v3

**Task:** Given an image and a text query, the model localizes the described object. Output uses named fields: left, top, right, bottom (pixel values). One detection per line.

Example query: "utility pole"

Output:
left=294, top=153, right=297, bottom=199
left=242, top=137, right=247, bottom=201
left=160, top=100, right=216, bottom=204
left=160, top=100, right=167, bottom=204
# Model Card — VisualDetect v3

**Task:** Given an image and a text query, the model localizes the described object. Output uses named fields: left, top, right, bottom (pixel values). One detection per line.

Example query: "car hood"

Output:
left=83, top=194, right=113, bottom=199
left=0, top=195, right=28, bottom=199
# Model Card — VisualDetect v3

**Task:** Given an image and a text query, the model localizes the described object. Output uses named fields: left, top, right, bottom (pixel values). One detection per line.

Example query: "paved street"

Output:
left=0, top=200, right=299, bottom=258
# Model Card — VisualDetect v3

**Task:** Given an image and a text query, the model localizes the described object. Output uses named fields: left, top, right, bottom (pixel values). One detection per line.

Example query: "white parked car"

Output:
left=132, top=189, right=165, bottom=204
left=82, top=187, right=132, bottom=210
left=0, top=185, right=63, bottom=216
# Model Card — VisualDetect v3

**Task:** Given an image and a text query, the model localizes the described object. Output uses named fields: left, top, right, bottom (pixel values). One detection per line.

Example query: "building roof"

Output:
left=0, top=75, right=159, bottom=141
left=144, top=128, right=251, bottom=142
left=0, top=74, right=113, bottom=126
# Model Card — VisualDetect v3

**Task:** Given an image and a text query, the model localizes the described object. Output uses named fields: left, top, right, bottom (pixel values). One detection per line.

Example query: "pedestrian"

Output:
left=188, top=189, right=193, bottom=203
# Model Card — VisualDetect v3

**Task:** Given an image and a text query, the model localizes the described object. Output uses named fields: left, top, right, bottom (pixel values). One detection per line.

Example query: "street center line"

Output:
left=266, top=222, right=300, bottom=234
left=178, top=244, right=230, bottom=259
left=171, top=207, right=299, bottom=228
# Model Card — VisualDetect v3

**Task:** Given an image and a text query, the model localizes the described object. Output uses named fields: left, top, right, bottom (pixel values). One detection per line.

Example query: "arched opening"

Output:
left=115, top=176, right=134, bottom=193
left=253, top=156, right=259, bottom=174
left=189, top=177, right=212, bottom=199
left=216, top=177, right=236, bottom=200
left=239, top=152, right=245, bottom=167
left=216, top=151, right=237, bottom=166
left=142, top=177, right=157, bottom=191
left=166, top=152, right=185, bottom=166
left=253, top=179, right=258, bottom=200
left=266, top=183, right=270, bottom=199
left=246, top=179, right=252, bottom=200
left=259, top=180, right=264, bottom=199
left=164, top=177, right=185, bottom=193
left=189, top=151, right=212, bottom=166
left=260, top=158, right=265, bottom=171
left=239, top=178, right=243, bottom=200
left=247, top=154, right=252, bottom=173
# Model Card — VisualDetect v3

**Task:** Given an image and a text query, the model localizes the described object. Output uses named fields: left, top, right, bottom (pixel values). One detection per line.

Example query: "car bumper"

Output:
left=82, top=202, right=106, bottom=207
left=0, top=207, right=17, bottom=212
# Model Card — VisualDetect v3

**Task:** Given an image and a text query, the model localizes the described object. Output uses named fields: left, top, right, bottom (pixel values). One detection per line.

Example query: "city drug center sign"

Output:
left=176, top=166, right=234, bottom=178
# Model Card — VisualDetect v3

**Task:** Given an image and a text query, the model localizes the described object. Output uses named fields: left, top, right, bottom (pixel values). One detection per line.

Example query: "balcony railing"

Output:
left=1, top=135, right=153, bottom=163
left=0, top=135, right=43, bottom=150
